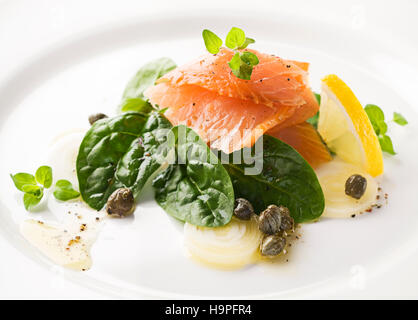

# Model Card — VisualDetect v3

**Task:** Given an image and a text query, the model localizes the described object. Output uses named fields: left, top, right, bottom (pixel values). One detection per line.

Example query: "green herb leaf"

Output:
left=77, top=112, right=172, bottom=210
left=365, top=104, right=386, bottom=135
left=120, top=58, right=176, bottom=113
left=23, top=190, right=43, bottom=211
left=10, top=173, right=36, bottom=192
left=225, top=27, right=246, bottom=49
left=153, top=125, right=234, bottom=227
left=307, top=113, right=319, bottom=128
left=232, top=64, right=253, bottom=80
left=53, top=180, right=80, bottom=201
left=376, top=120, right=388, bottom=135
left=35, top=166, right=53, bottom=188
left=202, top=29, right=223, bottom=54
left=379, top=135, right=396, bottom=155
left=202, top=27, right=258, bottom=80
left=228, top=52, right=241, bottom=70
left=22, top=184, right=43, bottom=196
left=240, top=51, right=259, bottom=66
left=393, top=112, right=408, bottom=126
left=237, top=37, right=255, bottom=50
left=314, top=92, right=321, bottom=105
left=222, top=135, right=325, bottom=223
left=228, top=52, right=256, bottom=80
left=364, top=104, right=403, bottom=155
left=306, top=93, right=321, bottom=128
left=11, top=170, right=46, bottom=210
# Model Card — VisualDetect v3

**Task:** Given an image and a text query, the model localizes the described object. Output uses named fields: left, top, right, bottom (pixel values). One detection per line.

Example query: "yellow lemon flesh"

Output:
left=318, top=74, right=383, bottom=177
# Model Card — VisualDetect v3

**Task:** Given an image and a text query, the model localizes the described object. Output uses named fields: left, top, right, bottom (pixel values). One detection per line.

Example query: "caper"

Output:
left=345, top=174, right=367, bottom=200
left=106, top=188, right=135, bottom=217
left=88, top=113, right=108, bottom=125
left=234, top=198, right=254, bottom=220
left=260, top=234, right=286, bottom=256
left=258, top=205, right=282, bottom=235
left=278, top=206, right=294, bottom=232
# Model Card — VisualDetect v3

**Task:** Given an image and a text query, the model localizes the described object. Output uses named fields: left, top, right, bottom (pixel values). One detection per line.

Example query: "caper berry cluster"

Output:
left=258, top=205, right=294, bottom=257
left=233, top=199, right=295, bottom=257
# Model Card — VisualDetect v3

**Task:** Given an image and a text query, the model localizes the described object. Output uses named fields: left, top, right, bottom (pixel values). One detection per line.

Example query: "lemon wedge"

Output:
left=317, top=74, right=383, bottom=177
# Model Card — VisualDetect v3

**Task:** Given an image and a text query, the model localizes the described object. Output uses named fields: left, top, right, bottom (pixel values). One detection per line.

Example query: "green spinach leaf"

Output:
left=120, top=98, right=154, bottom=114
left=115, top=111, right=173, bottom=197
left=153, top=126, right=234, bottom=227
left=119, top=58, right=177, bottom=113
left=222, top=135, right=325, bottom=223
left=76, top=112, right=172, bottom=210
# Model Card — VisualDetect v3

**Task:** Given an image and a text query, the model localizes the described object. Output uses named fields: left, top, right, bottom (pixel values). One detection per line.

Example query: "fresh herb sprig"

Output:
left=364, top=104, right=408, bottom=155
left=202, top=27, right=259, bottom=80
left=10, top=166, right=52, bottom=210
left=11, top=166, right=80, bottom=210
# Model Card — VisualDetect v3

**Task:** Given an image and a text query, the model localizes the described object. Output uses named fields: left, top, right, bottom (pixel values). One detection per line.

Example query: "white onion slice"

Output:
left=316, top=159, right=378, bottom=218
left=184, top=216, right=262, bottom=269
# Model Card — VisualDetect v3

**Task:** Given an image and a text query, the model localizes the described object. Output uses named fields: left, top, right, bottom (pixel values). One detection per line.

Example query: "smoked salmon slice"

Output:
left=145, top=48, right=319, bottom=153
left=157, top=48, right=311, bottom=108
left=268, top=122, right=332, bottom=168
left=145, top=83, right=295, bottom=152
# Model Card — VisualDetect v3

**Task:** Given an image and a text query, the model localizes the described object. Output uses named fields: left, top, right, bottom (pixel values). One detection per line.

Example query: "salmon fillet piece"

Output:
left=157, top=48, right=311, bottom=108
left=145, top=83, right=295, bottom=152
left=268, top=122, right=332, bottom=168
left=145, top=49, right=319, bottom=153
left=270, top=88, right=319, bottom=131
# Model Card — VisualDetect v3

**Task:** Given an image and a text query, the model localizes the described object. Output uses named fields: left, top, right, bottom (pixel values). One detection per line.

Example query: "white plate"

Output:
left=1, top=0, right=418, bottom=299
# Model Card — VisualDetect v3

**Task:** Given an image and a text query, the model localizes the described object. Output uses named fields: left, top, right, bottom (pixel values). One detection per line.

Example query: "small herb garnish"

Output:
left=53, top=180, right=80, bottom=201
left=378, top=135, right=396, bottom=155
left=314, top=92, right=321, bottom=105
left=393, top=112, right=408, bottom=126
left=364, top=104, right=408, bottom=155
left=35, top=166, right=53, bottom=189
left=10, top=166, right=53, bottom=211
left=202, top=29, right=223, bottom=54
left=306, top=92, right=321, bottom=128
left=202, top=27, right=259, bottom=80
